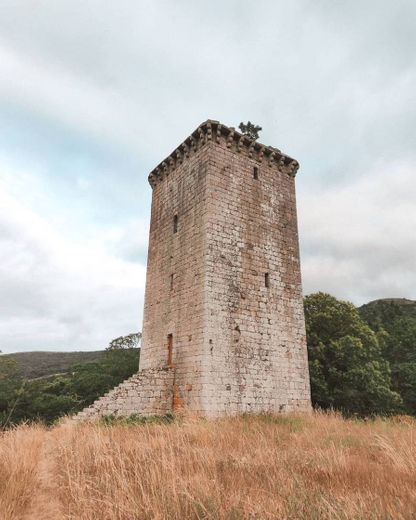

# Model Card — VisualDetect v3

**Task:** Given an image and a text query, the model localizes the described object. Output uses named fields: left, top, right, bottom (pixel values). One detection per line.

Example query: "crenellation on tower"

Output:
left=76, top=119, right=311, bottom=420
left=148, top=120, right=299, bottom=188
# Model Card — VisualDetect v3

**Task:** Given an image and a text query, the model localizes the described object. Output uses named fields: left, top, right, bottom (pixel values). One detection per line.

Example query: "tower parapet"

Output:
left=148, top=120, right=299, bottom=188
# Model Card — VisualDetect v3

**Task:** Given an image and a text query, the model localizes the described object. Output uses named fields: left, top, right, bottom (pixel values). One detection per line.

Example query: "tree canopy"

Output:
left=305, top=292, right=402, bottom=416
left=359, top=299, right=416, bottom=416
left=0, top=344, right=139, bottom=427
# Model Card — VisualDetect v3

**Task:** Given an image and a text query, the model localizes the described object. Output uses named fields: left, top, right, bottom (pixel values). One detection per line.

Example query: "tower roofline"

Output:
left=148, top=119, right=300, bottom=188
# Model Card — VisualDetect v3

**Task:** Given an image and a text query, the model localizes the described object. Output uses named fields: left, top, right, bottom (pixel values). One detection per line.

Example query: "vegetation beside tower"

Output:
left=1, top=295, right=415, bottom=427
left=305, top=293, right=402, bottom=416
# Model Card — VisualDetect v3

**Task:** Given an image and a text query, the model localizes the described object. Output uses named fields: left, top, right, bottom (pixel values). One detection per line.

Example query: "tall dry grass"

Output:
left=0, top=412, right=415, bottom=519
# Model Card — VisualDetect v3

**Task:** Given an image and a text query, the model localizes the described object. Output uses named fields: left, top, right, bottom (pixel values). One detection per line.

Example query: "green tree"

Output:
left=305, top=292, right=402, bottom=416
left=238, top=121, right=262, bottom=140
left=360, top=300, right=416, bottom=415
left=1, top=346, right=140, bottom=427
left=14, top=376, right=76, bottom=423
left=108, top=332, right=141, bottom=350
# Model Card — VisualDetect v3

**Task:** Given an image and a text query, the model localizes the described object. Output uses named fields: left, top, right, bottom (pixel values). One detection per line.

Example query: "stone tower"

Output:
left=78, top=120, right=311, bottom=420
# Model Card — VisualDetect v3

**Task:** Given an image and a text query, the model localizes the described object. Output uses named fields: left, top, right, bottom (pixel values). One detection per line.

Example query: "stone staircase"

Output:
left=75, top=366, right=176, bottom=420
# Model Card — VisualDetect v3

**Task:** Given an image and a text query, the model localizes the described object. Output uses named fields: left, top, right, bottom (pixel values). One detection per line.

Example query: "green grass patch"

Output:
left=99, top=412, right=176, bottom=426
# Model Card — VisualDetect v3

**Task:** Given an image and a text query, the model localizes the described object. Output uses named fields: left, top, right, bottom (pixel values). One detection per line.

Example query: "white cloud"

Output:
left=0, top=164, right=146, bottom=353
left=299, top=160, right=416, bottom=304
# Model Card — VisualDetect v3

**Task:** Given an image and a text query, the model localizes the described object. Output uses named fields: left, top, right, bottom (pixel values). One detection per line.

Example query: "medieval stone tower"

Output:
left=78, top=120, right=311, bottom=419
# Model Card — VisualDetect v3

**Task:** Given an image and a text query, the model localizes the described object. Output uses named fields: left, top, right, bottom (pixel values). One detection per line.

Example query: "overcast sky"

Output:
left=0, top=0, right=415, bottom=353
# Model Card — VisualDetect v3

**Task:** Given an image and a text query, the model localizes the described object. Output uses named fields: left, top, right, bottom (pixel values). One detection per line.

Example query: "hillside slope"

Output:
left=359, top=298, right=416, bottom=326
left=1, top=350, right=106, bottom=379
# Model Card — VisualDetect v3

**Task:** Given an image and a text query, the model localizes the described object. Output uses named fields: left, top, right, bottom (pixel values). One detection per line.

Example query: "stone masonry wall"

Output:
left=199, top=141, right=311, bottom=415
left=75, top=367, right=175, bottom=420
left=139, top=144, right=211, bottom=413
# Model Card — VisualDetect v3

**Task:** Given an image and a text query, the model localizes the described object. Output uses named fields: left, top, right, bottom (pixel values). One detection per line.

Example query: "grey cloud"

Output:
left=299, top=161, right=416, bottom=304
left=0, top=186, right=145, bottom=353
left=0, top=0, right=414, bottom=351
left=1, top=0, right=414, bottom=175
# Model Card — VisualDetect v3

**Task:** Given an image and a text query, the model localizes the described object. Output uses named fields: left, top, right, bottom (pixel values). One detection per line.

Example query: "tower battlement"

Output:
left=77, top=120, right=311, bottom=420
left=148, top=120, right=299, bottom=188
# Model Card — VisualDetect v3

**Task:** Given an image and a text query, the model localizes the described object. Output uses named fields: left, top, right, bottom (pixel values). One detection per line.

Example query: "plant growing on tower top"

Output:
left=238, top=121, right=262, bottom=140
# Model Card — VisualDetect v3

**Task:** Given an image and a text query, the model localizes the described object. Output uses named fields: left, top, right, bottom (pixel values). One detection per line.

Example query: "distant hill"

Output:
left=1, top=350, right=107, bottom=379
left=359, top=298, right=416, bottom=328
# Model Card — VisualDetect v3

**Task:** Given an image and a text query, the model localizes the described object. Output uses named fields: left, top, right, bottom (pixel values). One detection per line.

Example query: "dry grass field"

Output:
left=0, top=412, right=415, bottom=520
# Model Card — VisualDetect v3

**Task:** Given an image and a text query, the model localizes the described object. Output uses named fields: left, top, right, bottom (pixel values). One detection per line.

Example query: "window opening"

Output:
left=253, top=166, right=259, bottom=180
left=265, top=272, right=270, bottom=288
left=173, top=214, right=178, bottom=233
left=167, top=334, right=173, bottom=365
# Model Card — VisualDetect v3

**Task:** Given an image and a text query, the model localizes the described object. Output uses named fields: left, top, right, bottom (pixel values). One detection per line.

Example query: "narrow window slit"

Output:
left=167, top=334, right=173, bottom=365
left=173, top=214, right=178, bottom=233
left=170, top=274, right=174, bottom=290
left=265, top=272, right=270, bottom=288
left=253, top=166, right=259, bottom=180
